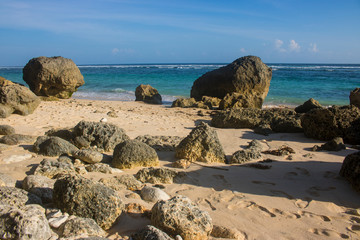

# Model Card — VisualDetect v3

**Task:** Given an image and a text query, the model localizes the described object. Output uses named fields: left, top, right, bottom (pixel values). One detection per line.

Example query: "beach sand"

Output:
left=1, top=98, right=360, bottom=239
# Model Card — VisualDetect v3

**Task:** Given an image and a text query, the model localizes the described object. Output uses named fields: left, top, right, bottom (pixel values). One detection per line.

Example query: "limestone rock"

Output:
left=53, top=174, right=124, bottom=230
left=295, top=98, right=322, bottom=113
left=99, top=174, right=143, bottom=191
left=0, top=204, right=52, bottom=240
left=202, top=96, right=221, bottom=109
left=229, top=140, right=263, bottom=164
left=34, top=158, right=76, bottom=179
left=0, top=76, right=41, bottom=118
left=340, top=151, right=360, bottom=191
left=135, top=167, right=183, bottom=184
left=350, top=88, right=360, bottom=108
left=191, top=56, right=272, bottom=109
left=0, top=186, right=42, bottom=208
left=22, top=175, right=55, bottom=203
left=313, top=137, right=346, bottom=152
left=23, top=56, right=84, bottom=99
left=0, top=134, right=36, bottom=145
left=175, top=122, right=226, bottom=163
left=219, top=92, right=261, bottom=109
left=172, top=159, right=191, bottom=169
left=0, top=173, right=16, bottom=187
left=73, top=120, right=129, bottom=151
left=151, top=195, right=213, bottom=240
left=301, top=105, right=360, bottom=144
left=135, top=84, right=162, bottom=104
left=140, top=186, right=170, bottom=202
left=85, top=163, right=121, bottom=174
left=112, top=139, right=159, bottom=169
left=33, top=136, right=78, bottom=157
left=0, top=125, right=15, bottom=135
left=72, top=149, right=103, bottom=164
left=59, top=216, right=106, bottom=238
left=135, top=135, right=183, bottom=151
left=172, top=98, right=197, bottom=108
left=211, top=225, right=245, bottom=240
left=132, top=225, right=174, bottom=240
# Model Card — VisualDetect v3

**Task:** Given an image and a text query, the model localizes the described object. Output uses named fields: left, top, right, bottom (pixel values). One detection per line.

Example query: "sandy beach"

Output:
left=0, top=98, right=359, bottom=239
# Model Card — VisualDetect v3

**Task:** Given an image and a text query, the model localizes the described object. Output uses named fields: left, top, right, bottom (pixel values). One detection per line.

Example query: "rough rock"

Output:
left=132, top=225, right=174, bottom=240
left=151, top=195, right=213, bottom=240
left=202, top=96, right=221, bottom=109
left=141, top=186, right=170, bottom=202
left=295, top=98, right=322, bottom=113
left=191, top=56, right=272, bottom=109
left=135, top=167, right=184, bottom=184
left=73, top=120, right=130, bottom=151
left=229, top=140, right=263, bottom=164
left=45, top=127, right=74, bottom=142
left=219, top=92, right=261, bottom=109
left=23, top=56, right=84, bottom=99
left=33, top=136, right=78, bottom=157
left=99, top=174, right=143, bottom=191
left=253, top=124, right=274, bottom=136
left=175, top=122, right=226, bottom=163
left=59, top=216, right=106, bottom=238
left=0, top=134, right=36, bottom=145
left=0, top=186, right=42, bottom=207
left=125, top=203, right=150, bottom=216
left=0, top=204, right=52, bottom=240
left=112, top=139, right=159, bottom=169
left=85, top=163, right=122, bottom=174
left=0, top=173, right=16, bottom=187
left=313, top=137, right=346, bottom=152
left=135, top=135, right=183, bottom=151
left=172, top=159, right=191, bottom=169
left=34, top=158, right=76, bottom=179
left=0, top=125, right=15, bottom=135
left=53, top=174, right=124, bottom=229
left=340, top=151, right=360, bottom=191
left=135, top=84, right=162, bottom=104
left=22, top=175, right=55, bottom=203
left=0, top=76, right=41, bottom=118
left=171, top=98, right=209, bottom=109
left=301, top=105, right=360, bottom=144
left=72, top=149, right=103, bottom=164
left=211, top=225, right=245, bottom=240
left=350, top=88, right=360, bottom=108
left=263, top=145, right=295, bottom=156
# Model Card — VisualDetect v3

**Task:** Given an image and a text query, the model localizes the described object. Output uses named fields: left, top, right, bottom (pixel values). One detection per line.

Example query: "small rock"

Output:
left=107, top=111, right=118, bottom=118
left=295, top=98, right=322, bottom=113
left=33, top=136, right=78, bottom=157
left=229, top=140, right=263, bottom=164
left=135, top=167, right=183, bottom=184
left=263, top=145, right=295, bottom=156
left=48, top=213, right=69, bottom=229
left=34, top=158, right=76, bottom=179
left=0, top=125, right=15, bottom=135
left=140, top=186, right=170, bottom=202
left=125, top=203, right=150, bottom=216
left=211, top=225, right=245, bottom=240
left=315, top=137, right=346, bottom=151
left=135, top=84, right=162, bottom=105
left=72, top=149, right=103, bottom=164
left=100, top=118, right=108, bottom=122
left=253, top=124, right=274, bottom=136
left=59, top=216, right=106, bottom=238
left=85, top=163, right=122, bottom=174
left=22, top=175, right=55, bottom=203
left=172, top=159, right=191, bottom=169
left=340, top=151, right=360, bottom=191
left=100, top=174, right=143, bottom=191
left=132, top=225, right=173, bottom=240
left=0, top=134, right=36, bottom=145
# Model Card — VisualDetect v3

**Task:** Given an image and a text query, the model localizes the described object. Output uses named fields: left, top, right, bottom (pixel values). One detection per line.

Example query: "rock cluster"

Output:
left=135, top=84, right=162, bottom=104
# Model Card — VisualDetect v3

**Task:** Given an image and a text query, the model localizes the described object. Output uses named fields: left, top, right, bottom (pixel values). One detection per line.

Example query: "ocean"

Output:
left=0, top=63, right=359, bottom=107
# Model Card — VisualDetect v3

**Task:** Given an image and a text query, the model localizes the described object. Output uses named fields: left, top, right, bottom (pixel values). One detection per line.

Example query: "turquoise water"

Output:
left=0, top=63, right=359, bottom=106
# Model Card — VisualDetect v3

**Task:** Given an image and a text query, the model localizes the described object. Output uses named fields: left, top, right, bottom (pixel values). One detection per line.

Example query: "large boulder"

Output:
left=112, top=139, right=159, bottom=169
left=175, top=122, right=226, bottom=163
left=53, top=174, right=124, bottom=230
left=350, top=88, right=360, bottom=108
left=23, top=56, right=84, bottom=99
left=190, top=56, right=272, bottom=109
left=301, top=105, right=360, bottom=144
left=339, top=151, right=360, bottom=191
left=151, top=195, right=213, bottom=240
left=0, top=77, right=40, bottom=118
left=135, top=84, right=162, bottom=104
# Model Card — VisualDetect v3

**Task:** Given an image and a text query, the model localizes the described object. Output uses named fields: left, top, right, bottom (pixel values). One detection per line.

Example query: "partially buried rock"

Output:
left=339, top=151, right=360, bottom=191
left=85, top=163, right=121, bottom=174
left=0, top=204, right=52, bottom=240
left=99, top=174, right=143, bottom=191
left=0, top=125, right=15, bottom=135
left=135, top=167, right=182, bottom=184
left=0, top=134, right=36, bottom=145
left=171, top=97, right=209, bottom=109
left=0, top=186, right=42, bottom=208
left=140, top=186, right=170, bottom=202
left=350, top=88, right=360, bottom=108
left=72, top=149, right=103, bottom=164
left=135, top=135, right=183, bottom=151
left=151, top=195, right=213, bottom=240
left=211, top=225, right=245, bottom=240
left=59, top=216, right=106, bottom=239
left=135, top=84, right=162, bottom=104
left=295, top=98, right=322, bottom=113
left=33, top=136, right=78, bottom=157
left=23, top=56, right=84, bottom=99
left=0, top=76, right=41, bottom=118
left=22, top=175, right=55, bottom=204
left=229, top=140, right=263, bottom=164
left=263, top=145, right=295, bottom=156
left=172, top=159, right=191, bottom=169
left=53, top=174, right=124, bottom=230
left=132, top=225, right=174, bottom=240
left=175, top=122, right=226, bottom=163
left=34, top=158, right=76, bottom=179
left=112, top=139, right=159, bottom=169
left=312, top=137, right=346, bottom=152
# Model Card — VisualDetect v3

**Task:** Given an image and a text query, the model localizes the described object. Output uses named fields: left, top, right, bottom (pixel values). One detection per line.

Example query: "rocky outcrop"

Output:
left=135, top=84, right=162, bottom=104
left=191, top=56, right=272, bottom=109
left=295, top=98, right=322, bottom=113
left=22, top=175, right=55, bottom=203
left=151, top=195, right=213, bottom=240
left=301, top=105, right=360, bottom=144
left=0, top=76, right=40, bottom=118
left=132, top=225, right=174, bottom=240
left=23, top=56, right=84, bottom=99
left=112, top=139, right=159, bottom=169
left=175, top=122, right=226, bottom=163
left=339, top=151, right=360, bottom=191
left=229, top=140, right=263, bottom=164
left=53, top=174, right=124, bottom=230
left=33, top=136, right=78, bottom=157
left=219, top=92, right=261, bottom=109
left=350, top=88, right=360, bottom=108
left=135, top=135, right=183, bottom=151
left=211, top=108, right=303, bottom=133
left=135, top=167, right=183, bottom=184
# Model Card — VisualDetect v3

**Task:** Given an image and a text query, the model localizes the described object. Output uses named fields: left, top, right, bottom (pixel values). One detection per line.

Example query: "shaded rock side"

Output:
left=294, top=98, right=322, bottom=113
left=22, top=56, right=84, bottom=99
left=0, top=125, right=15, bottom=135
left=132, top=225, right=174, bottom=240
left=135, top=135, right=183, bottom=151
left=0, top=186, right=42, bottom=208
left=22, top=175, right=55, bottom=203
left=339, top=151, right=360, bottom=191
left=112, top=139, right=159, bottom=169
left=135, top=84, right=162, bottom=104
left=175, top=122, right=226, bottom=163
left=151, top=195, right=213, bottom=240
left=53, top=174, right=124, bottom=230
left=0, top=76, right=40, bottom=118
left=33, top=136, right=78, bottom=157
left=301, top=105, right=360, bottom=144
left=350, top=88, right=360, bottom=108
left=191, top=56, right=272, bottom=109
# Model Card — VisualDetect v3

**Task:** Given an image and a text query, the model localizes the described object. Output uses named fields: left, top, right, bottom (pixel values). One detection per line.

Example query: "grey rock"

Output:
left=0, top=125, right=15, bottom=135
left=0, top=76, right=41, bottom=118
left=340, top=151, right=360, bottom=191
left=59, top=216, right=106, bottom=238
left=99, top=174, right=143, bottom=191
left=135, top=84, right=162, bottom=104
left=85, top=163, right=122, bottom=174
left=141, top=186, right=170, bottom=202
left=53, top=174, right=124, bottom=230
left=33, top=136, right=78, bottom=157
left=295, top=98, right=322, bottom=113
left=135, top=167, right=184, bottom=184
left=45, top=127, right=74, bottom=142
left=0, top=186, right=42, bottom=208
left=253, top=124, right=274, bottom=136
left=0, top=204, right=52, bottom=240
left=72, top=149, right=103, bottom=164
left=34, top=158, right=76, bottom=179
left=151, top=195, right=213, bottom=240
left=132, top=225, right=174, bottom=240
left=350, top=88, right=360, bottom=108
left=135, top=135, right=183, bottom=151
left=112, top=139, right=159, bottom=169
left=0, top=134, right=36, bottom=145
left=23, top=56, right=84, bottom=99
left=191, top=56, right=272, bottom=109
left=0, top=173, right=16, bottom=187
left=211, top=225, right=245, bottom=239
left=22, top=175, right=55, bottom=203
left=229, top=140, right=263, bottom=164
left=175, top=122, right=226, bottom=163
left=314, top=137, right=346, bottom=151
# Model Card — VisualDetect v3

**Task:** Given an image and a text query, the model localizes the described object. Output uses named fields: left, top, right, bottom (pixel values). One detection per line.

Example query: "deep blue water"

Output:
left=0, top=63, right=359, bottom=106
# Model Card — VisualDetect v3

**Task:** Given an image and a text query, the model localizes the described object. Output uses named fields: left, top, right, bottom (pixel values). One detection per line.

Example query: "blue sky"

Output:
left=0, top=0, right=359, bottom=66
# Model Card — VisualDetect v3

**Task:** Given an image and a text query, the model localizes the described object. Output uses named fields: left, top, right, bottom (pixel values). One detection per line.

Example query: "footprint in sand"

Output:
left=306, top=186, right=336, bottom=197
left=212, top=174, right=231, bottom=188
left=294, top=197, right=312, bottom=209
left=300, top=211, right=331, bottom=222
left=309, top=228, right=349, bottom=239
left=295, top=167, right=310, bottom=176
left=323, top=171, right=338, bottom=179
left=252, top=180, right=276, bottom=186
left=270, top=189, right=295, bottom=200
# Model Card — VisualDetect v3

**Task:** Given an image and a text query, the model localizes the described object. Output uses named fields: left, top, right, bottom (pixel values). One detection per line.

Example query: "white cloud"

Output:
left=289, top=39, right=300, bottom=52
left=112, top=48, right=120, bottom=55
left=112, top=48, right=135, bottom=56
left=240, top=48, right=246, bottom=53
left=275, top=39, right=286, bottom=52
left=309, top=43, right=319, bottom=53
